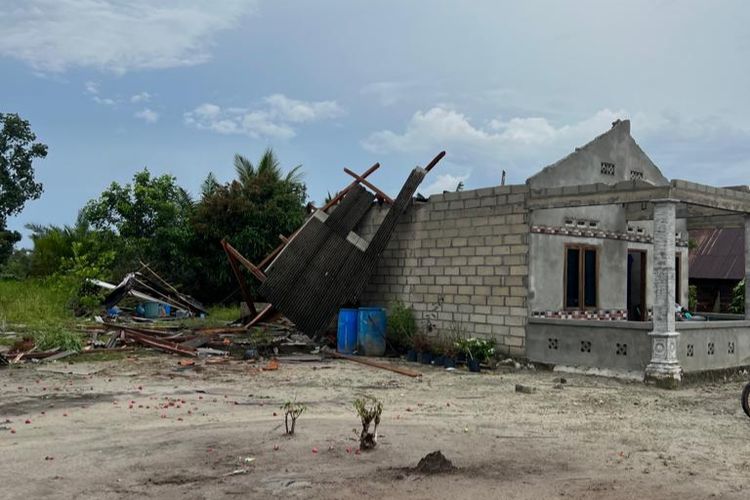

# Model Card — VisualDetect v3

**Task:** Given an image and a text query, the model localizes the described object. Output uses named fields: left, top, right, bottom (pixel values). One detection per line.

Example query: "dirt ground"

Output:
left=2, top=354, right=750, bottom=499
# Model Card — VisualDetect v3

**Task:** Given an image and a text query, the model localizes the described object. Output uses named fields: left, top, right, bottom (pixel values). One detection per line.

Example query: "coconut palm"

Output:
left=233, top=148, right=303, bottom=186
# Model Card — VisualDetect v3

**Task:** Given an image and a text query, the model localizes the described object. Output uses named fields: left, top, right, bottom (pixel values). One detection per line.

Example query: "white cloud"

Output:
left=362, top=105, right=750, bottom=185
left=362, top=107, right=628, bottom=177
left=84, top=80, right=117, bottom=105
left=422, top=173, right=470, bottom=195
left=130, top=92, right=151, bottom=103
left=184, top=95, right=344, bottom=140
left=84, top=81, right=99, bottom=95
left=92, top=96, right=116, bottom=106
left=264, top=94, right=344, bottom=123
left=134, top=108, right=159, bottom=124
left=0, top=0, right=256, bottom=74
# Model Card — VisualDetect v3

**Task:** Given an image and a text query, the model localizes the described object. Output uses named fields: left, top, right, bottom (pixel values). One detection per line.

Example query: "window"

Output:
left=630, top=170, right=644, bottom=180
left=600, top=162, right=615, bottom=175
left=564, top=245, right=598, bottom=309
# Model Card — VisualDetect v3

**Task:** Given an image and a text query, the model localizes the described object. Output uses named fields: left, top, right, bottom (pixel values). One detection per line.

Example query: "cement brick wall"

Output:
left=357, top=185, right=530, bottom=356
left=678, top=321, right=750, bottom=373
left=526, top=318, right=652, bottom=373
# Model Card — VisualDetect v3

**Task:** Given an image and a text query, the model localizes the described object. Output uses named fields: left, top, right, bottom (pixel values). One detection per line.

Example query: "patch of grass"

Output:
left=0, top=278, right=74, bottom=332
left=67, top=349, right=151, bottom=363
left=33, top=327, right=83, bottom=352
left=207, top=305, right=241, bottom=322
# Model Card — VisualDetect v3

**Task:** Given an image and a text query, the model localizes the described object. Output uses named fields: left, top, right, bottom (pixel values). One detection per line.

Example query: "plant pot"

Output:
left=433, top=355, right=445, bottom=367
left=467, top=359, right=481, bottom=372
left=443, top=356, right=456, bottom=368
left=418, top=351, right=433, bottom=365
left=406, top=349, right=418, bottom=362
left=456, top=352, right=467, bottom=364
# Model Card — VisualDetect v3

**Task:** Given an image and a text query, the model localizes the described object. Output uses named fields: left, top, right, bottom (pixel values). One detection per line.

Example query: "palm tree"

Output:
left=233, top=148, right=303, bottom=186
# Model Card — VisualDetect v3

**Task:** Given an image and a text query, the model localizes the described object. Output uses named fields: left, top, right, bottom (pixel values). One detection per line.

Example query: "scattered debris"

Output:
left=515, top=384, right=537, bottom=394
left=222, top=469, right=249, bottom=478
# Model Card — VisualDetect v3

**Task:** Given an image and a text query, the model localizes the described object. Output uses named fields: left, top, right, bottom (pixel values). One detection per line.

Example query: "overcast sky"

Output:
left=2, top=0, right=750, bottom=245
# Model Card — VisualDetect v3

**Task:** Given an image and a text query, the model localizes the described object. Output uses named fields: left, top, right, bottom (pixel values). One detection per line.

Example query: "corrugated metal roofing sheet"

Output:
left=688, top=228, right=745, bottom=280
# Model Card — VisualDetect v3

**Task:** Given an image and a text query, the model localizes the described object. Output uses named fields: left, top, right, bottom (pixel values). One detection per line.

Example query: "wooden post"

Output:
left=221, top=239, right=257, bottom=316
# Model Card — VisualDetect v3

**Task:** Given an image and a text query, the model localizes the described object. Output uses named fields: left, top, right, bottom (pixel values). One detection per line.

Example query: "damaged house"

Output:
left=358, top=119, right=750, bottom=386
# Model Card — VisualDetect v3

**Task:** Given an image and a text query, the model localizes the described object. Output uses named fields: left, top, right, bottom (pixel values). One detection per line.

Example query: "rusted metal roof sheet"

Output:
left=689, top=228, right=745, bottom=280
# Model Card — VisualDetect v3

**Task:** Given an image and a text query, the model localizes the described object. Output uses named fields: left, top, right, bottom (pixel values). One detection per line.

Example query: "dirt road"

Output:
left=1, top=355, right=749, bottom=499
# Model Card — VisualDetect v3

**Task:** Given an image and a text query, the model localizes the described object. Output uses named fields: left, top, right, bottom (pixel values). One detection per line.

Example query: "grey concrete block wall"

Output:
left=356, top=185, right=530, bottom=356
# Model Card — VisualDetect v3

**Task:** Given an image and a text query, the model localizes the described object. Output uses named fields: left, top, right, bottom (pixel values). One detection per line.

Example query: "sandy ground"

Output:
left=1, top=354, right=750, bottom=500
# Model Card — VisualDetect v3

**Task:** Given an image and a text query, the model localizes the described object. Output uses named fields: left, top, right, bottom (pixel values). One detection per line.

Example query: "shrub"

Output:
left=281, top=399, right=307, bottom=435
left=353, top=395, right=383, bottom=450
left=457, top=337, right=496, bottom=363
left=387, top=300, right=416, bottom=352
left=731, top=280, right=745, bottom=314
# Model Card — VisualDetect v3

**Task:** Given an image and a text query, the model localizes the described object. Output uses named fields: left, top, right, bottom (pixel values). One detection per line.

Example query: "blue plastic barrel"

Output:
left=337, top=309, right=359, bottom=354
left=143, top=302, right=160, bottom=318
left=357, top=307, right=387, bottom=356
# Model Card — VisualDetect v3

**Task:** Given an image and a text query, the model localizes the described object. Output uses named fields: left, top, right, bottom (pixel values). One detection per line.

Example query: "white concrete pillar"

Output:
left=745, top=215, right=750, bottom=320
left=645, top=200, right=681, bottom=388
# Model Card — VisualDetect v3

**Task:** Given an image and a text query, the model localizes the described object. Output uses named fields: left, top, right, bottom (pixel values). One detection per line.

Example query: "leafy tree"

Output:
left=25, top=222, right=119, bottom=278
left=190, top=149, right=307, bottom=301
left=0, top=113, right=47, bottom=264
left=78, top=169, right=195, bottom=288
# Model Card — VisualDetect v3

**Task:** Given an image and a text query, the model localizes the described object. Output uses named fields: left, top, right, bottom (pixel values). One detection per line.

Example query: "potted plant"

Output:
left=432, top=339, right=446, bottom=367
left=443, top=321, right=465, bottom=369
left=412, top=333, right=433, bottom=365
left=460, top=338, right=497, bottom=373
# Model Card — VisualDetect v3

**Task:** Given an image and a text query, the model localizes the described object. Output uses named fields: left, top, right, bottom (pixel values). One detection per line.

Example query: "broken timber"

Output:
left=327, top=351, right=422, bottom=378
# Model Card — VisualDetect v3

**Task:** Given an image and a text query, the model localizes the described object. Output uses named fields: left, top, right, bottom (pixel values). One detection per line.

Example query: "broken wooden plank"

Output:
left=123, top=331, right=197, bottom=357
left=424, top=151, right=446, bottom=172
left=327, top=351, right=422, bottom=377
left=245, top=303, right=274, bottom=329
left=221, top=239, right=257, bottom=315
left=343, top=167, right=394, bottom=204
left=222, top=240, right=267, bottom=282
left=322, top=162, right=381, bottom=212
left=41, top=350, right=78, bottom=363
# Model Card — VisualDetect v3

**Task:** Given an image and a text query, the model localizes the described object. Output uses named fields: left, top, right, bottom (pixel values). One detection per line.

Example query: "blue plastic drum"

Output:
left=357, top=307, right=387, bottom=356
left=337, top=309, right=358, bottom=354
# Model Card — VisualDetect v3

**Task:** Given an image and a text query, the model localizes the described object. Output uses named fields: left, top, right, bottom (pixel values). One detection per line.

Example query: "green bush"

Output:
left=387, top=300, right=417, bottom=352
left=457, top=337, right=497, bottom=362
left=731, top=280, right=745, bottom=314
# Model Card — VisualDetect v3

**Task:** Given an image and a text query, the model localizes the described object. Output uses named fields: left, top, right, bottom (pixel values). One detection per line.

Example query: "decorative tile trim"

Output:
left=532, top=309, right=629, bottom=321
left=531, top=225, right=688, bottom=247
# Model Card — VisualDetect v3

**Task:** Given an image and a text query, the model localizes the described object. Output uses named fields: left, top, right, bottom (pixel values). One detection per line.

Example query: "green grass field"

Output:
left=0, top=278, right=241, bottom=352
left=0, top=278, right=74, bottom=331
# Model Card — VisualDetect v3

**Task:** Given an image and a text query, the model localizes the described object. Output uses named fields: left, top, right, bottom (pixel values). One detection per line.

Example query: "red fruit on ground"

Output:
left=312, top=448, right=318, bottom=454
left=24, top=419, right=31, bottom=424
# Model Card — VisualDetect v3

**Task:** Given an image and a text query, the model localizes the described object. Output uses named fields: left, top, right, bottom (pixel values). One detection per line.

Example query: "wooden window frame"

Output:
left=563, top=244, right=599, bottom=311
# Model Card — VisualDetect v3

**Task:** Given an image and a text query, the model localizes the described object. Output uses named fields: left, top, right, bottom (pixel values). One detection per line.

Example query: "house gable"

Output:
left=526, top=119, right=668, bottom=189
